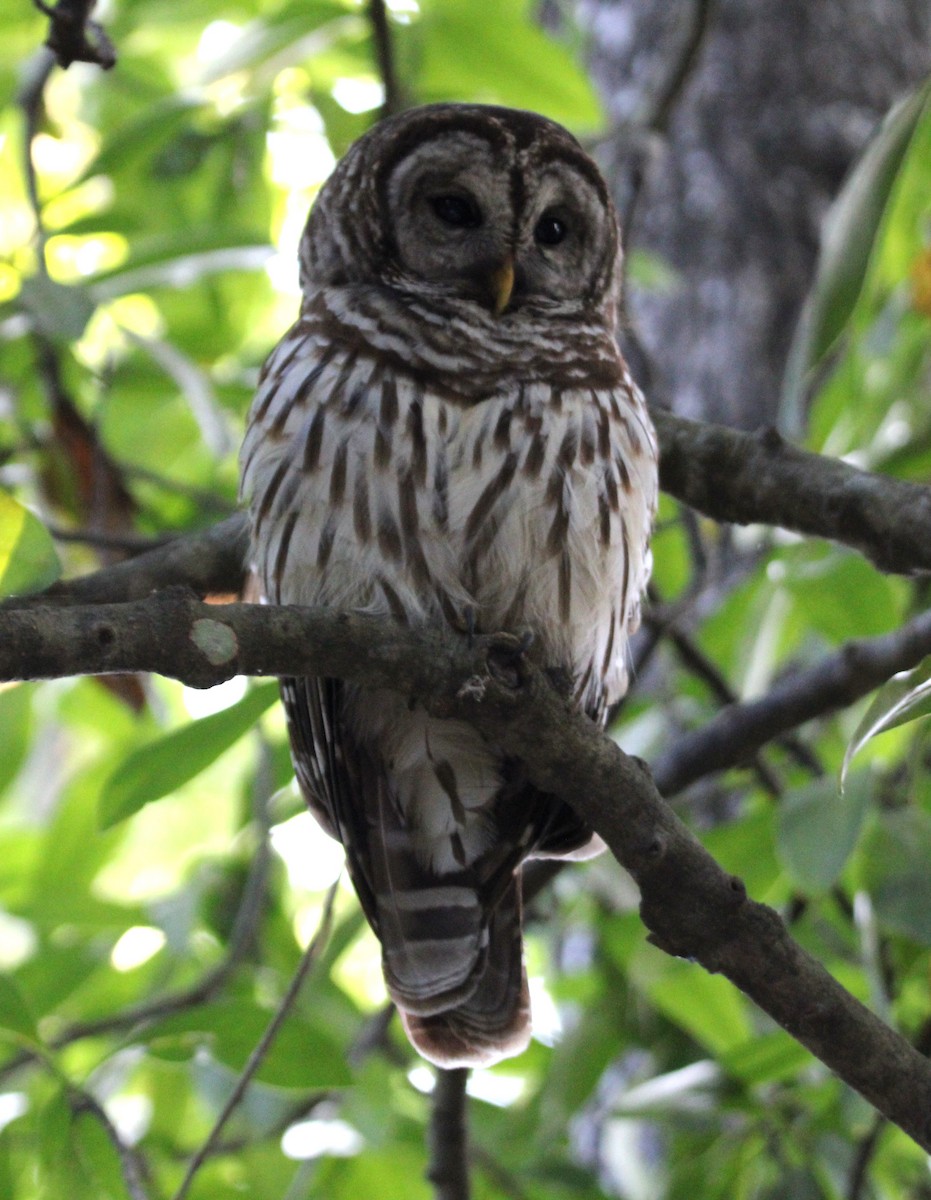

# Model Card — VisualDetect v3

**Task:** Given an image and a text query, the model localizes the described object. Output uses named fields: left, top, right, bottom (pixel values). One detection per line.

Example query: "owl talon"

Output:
left=487, top=633, right=532, bottom=690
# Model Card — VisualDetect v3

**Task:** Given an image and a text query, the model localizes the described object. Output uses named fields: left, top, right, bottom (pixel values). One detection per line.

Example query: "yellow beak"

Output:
left=490, top=258, right=515, bottom=315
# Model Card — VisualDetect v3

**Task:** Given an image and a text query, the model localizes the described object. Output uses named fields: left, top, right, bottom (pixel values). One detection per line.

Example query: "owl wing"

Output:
left=243, top=328, right=535, bottom=1065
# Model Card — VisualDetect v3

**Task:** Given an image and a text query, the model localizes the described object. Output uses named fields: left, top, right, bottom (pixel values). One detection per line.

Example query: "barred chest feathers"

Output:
left=243, top=324, right=657, bottom=696
left=241, top=319, right=656, bottom=874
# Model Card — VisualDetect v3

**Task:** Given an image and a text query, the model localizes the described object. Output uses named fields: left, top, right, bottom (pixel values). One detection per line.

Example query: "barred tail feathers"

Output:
left=392, top=875, right=531, bottom=1069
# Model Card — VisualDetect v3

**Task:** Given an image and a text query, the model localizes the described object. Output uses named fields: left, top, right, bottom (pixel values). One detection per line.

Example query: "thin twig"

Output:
left=47, top=525, right=174, bottom=554
left=34, top=0, right=116, bottom=69
left=652, top=606, right=931, bottom=796
left=646, top=587, right=824, bottom=786
left=123, top=463, right=237, bottom=516
left=368, top=0, right=403, bottom=120
left=847, top=1115, right=884, bottom=1200
left=70, top=1087, right=150, bottom=1200
left=427, top=1068, right=471, bottom=1200
left=649, top=605, right=784, bottom=796
left=170, top=880, right=338, bottom=1200
left=173, top=1092, right=333, bottom=1162
left=650, top=0, right=717, bottom=135
left=16, top=48, right=55, bottom=276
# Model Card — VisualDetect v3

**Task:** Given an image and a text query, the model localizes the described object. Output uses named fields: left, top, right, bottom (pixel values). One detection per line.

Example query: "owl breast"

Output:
left=241, top=308, right=656, bottom=875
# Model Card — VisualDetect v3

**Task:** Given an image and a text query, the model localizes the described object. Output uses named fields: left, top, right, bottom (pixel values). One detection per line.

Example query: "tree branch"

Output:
left=1, top=515, right=250, bottom=610
left=4, top=589, right=931, bottom=1151
left=368, top=0, right=404, bottom=120
left=653, top=409, right=931, bottom=574
left=653, top=606, right=931, bottom=797
left=427, top=1069, right=470, bottom=1200
left=34, top=0, right=116, bottom=70
left=649, top=0, right=716, bottom=136
left=70, top=1087, right=150, bottom=1200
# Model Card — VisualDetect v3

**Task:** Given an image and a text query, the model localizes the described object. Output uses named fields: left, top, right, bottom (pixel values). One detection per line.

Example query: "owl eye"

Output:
left=430, top=193, right=482, bottom=229
left=534, top=213, right=569, bottom=246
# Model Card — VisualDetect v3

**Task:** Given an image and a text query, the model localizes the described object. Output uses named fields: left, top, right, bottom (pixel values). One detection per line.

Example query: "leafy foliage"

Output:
left=1, top=2, right=931, bottom=1198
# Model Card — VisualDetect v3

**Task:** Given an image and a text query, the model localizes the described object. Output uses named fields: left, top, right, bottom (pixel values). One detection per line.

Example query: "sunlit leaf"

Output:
left=0, top=490, right=60, bottom=598
left=642, top=960, right=752, bottom=1056
left=125, top=331, right=235, bottom=457
left=0, top=686, right=33, bottom=797
left=74, top=94, right=205, bottom=185
left=89, top=242, right=272, bottom=302
left=0, top=974, right=38, bottom=1043
left=417, top=0, right=603, bottom=131
left=200, top=2, right=359, bottom=84
left=99, top=682, right=279, bottom=828
left=841, top=653, right=931, bottom=787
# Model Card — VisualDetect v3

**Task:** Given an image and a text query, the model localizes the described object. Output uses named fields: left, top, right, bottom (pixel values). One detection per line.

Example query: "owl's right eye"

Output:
left=430, top=194, right=482, bottom=229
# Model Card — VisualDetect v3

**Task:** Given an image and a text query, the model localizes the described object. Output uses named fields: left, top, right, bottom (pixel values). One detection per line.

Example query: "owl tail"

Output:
left=376, top=874, right=531, bottom=1069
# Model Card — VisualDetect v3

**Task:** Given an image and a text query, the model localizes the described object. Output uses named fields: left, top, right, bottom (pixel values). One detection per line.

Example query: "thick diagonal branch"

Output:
left=3, top=589, right=931, bottom=1151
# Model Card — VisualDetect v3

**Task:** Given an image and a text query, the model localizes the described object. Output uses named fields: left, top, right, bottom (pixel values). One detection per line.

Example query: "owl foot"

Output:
left=486, top=631, right=533, bottom=690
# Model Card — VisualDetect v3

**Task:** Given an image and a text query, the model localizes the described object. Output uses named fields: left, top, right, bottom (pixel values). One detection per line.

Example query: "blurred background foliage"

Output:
left=0, top=2, right=930, bottom=1198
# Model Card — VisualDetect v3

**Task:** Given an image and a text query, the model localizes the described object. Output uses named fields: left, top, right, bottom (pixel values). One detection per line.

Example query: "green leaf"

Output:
left=72, top=94, right=205, bottom=185
left=777, top=773, right=871, bottom=893
left=842, top=653, right=931, bottom=787
left=99, top=682, right=279, bottom=828
left=87, top=231, right=272, bottom=302
left=16, top=274, right=97, bottom=342
left=71, top=1109, right=133, bottom=1199
left=781, top=81, right=931, bottom=429
left=143, top=999, right=352, bottom=1088
left=721, top=1030, right=813, bottom=1085
left=858, top=809, right=931, bottom=944
left=0, top=490, right=60, bottom=598
left=784, top=549, right=903, bottom=642
left=0, top=685, right=33, bottom=797
left=199, top=2, right=358, bottom=84
left=417, top=0, right=604, bottom=132
left=38, top=1087, right=74, bottom=1189
left=642, top=960, right=752, bottom=1056
left=0, top=973, right=38, bottom=1043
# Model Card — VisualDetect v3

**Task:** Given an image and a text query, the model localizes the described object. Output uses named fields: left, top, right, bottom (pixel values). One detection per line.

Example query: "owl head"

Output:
left=300, top=104, right=623, bottom=327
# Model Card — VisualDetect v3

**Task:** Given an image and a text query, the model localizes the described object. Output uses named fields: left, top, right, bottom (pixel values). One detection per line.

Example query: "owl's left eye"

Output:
left=534, top=213, right=569, bottom=246
left=430, top=194, right=483, bottom=229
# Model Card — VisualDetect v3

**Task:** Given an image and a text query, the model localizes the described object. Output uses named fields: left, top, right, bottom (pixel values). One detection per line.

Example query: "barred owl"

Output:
left=240, top=104, right=657, bottom=1068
